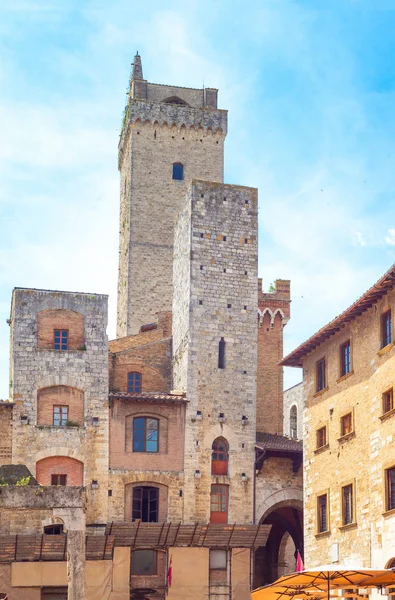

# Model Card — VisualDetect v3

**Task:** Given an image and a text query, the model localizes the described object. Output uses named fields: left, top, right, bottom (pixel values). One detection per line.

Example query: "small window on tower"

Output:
left=54, top=330, right=68, bottom=351
left=172, top=162, right=184, bottom=180
left=218, top=337, right=226, bottom=369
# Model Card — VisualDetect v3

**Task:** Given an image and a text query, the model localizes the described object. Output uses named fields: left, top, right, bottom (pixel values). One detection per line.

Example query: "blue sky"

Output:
left=0, top=0, right=395, bottom=398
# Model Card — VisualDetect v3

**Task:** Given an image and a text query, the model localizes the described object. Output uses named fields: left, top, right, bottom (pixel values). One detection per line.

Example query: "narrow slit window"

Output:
left=342, top=484, right=353, bottom=525
left=317, top=494, right=328, bottom=533
left=172, top=162, right=184, bottom=180
left=316, top=358, right=326, bottom=392
left=386, top=467, right=395, bottom=511
left=290, top=406, right=297, bottom=439
left=382, top=310, right=392, bottom=348
left=340, top=341, right=351, bottom=376
left=218, top=337, right=225, bottom=369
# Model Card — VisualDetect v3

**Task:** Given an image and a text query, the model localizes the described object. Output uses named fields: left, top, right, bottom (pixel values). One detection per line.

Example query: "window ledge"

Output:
left=315, top=530, right=331, bottom=539
left=378, top=342, right=395, bottom=357
left=313, top=387, right=329, bottom=399
left=337, top=371, right=354, bottom=384
left=380, top=408, right=395, bottom=422
left=36, top=425, right=84, bottom=431
left=339, top=522, right=357, bottom=531
left=383, top=508, right=395, bottom=519
left=337, top=431, right=355, bottom=444
left=314, top=444, right=329, bottom=455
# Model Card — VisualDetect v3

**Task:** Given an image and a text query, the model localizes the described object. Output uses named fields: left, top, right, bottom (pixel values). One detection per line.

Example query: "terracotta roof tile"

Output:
left=256, top=432, right=302, bottom=453
left=281, top=262, right=395, bottom=367
left=109, top=391, right=187, bottom=403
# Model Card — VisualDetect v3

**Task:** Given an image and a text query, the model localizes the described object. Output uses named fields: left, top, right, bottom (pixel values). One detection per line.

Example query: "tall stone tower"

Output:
left=117, top=53, right=228, bottom=337
left=173, top=180, right=258, bottom=524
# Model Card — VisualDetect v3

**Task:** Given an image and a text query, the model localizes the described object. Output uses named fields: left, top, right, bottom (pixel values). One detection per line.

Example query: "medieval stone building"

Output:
left=0, top=54, right=302, bottom=600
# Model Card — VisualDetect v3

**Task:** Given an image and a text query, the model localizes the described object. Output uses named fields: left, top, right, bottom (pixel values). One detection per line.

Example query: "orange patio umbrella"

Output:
left=251, top=566, right=395, bottom=600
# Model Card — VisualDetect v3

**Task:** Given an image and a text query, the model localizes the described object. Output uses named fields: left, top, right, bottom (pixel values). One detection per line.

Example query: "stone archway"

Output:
left=254, top=498, right=303, bottom=588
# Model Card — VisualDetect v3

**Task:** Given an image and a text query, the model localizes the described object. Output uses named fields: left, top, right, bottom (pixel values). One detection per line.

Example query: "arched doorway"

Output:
left=254, top=500, right=303, bottom=588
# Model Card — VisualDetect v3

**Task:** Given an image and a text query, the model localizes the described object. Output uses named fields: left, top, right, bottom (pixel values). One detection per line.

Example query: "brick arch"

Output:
left=36, top=456, right=83, bottom=486
left=35, top=446, right=84, bottom=464
left=111, top=358, right=168, bottom=393
left=37, top=308, right=85, bottom=350
left=37, top=385, right=84, bottom=426
left=256, top=489, right=303, bottom=524
left=124, top=481, right=168, bottom=522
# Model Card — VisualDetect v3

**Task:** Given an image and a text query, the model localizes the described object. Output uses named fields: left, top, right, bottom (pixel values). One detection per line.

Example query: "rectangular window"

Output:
left=218, top=338, right=225, bottom=369
left=54, top=329, right=69, bottom=350
left=317, top=493, right=328, bottom=533
left=342, top=484, right=354, bottom=525
left=382, top=310, right=392, bottom=348
left=53, top=405, right=69, bottom=426
left=210, top=485, right=229, bottom=524
left=383, top=389, right=394, bottom=414
left=132, top=486, right=159, bottom=522
left=340, top=341, right=351, bottom=377
left=127, top=372, right=142, bottom=393
left=51, top=474, right=67, bottom=486
left=316, top=426, right=327, bottom=449
left=131, top=550, right=157, bottom=575
left=386, top=467, right=395, bottom=511
left=209, top=549, right=227, bottom=570
left=340, top=412, right=353, bottom=437
left=133, top=417, right=159, bottom=452
left=316, top=358, right=326, bottom=392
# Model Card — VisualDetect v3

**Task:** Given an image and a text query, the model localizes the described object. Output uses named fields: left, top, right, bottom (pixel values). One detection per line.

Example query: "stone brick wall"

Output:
left=109, top=338, right=172, bottom=393
left=283, top=382, right=303, bottom=440
left=9, top=288, right=109, bottom=523
left=0, top=404, right=12, bottom=463
left=37, top=308, right=85, bottom=350
left=37, top=386, right=84, bottom=426
left=36, top=456, right=84, bottom=486
left=173, top=180, right=258, bottom=524
left=108, top=470, right=183, bottom=522
left=257, top=279, right=291, bottom=435
left=109, top=398, right=185, bottom=471
left=117, top=98, right=226, bottom=336
left=302, top=286, right=395, bottom=568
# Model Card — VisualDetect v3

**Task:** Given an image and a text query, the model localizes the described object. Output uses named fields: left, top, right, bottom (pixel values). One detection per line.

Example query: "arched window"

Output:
left=290, top=405, right=297, bottom=439
left=212, top=437, right=229, bottom=475
left=133, top=417, right=158, bottom=452
left=172, top=162, right=184, bottom=180
left=128, top=371, right=142, bottom=393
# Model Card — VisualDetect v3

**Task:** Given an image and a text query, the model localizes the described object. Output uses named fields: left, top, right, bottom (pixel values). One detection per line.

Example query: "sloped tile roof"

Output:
left=256, top=432, right=302, bottom=453
left=109, top=391, right=187, bottom=403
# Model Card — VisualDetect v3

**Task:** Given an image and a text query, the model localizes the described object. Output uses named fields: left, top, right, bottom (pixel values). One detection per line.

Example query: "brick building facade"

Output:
left=0, top=53, right=302, bottom=599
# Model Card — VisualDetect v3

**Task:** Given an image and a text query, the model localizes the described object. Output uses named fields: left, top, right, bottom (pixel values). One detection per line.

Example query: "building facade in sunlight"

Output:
left=0, top=54, right=302, bottom=600
left=282, top=265, right=395, bottom=570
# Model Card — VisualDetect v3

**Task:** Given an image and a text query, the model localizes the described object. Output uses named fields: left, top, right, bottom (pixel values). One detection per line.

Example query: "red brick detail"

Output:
left=257, top=279, right=291, bottom=435
left=125, top=482, right=168, bottom=522
left=109, top=399, right=185, bottom=471
left=37, top=386, right=84, bottom=426
left=36, top=456, right=84, bottom=486
left=37, top=309, right=85, bottom=350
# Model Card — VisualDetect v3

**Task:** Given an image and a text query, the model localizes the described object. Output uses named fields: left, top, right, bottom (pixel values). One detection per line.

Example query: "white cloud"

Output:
left=385, top=229, right=395, bottom=246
